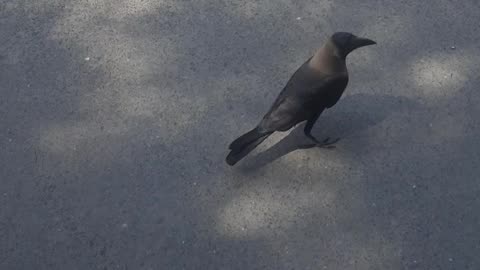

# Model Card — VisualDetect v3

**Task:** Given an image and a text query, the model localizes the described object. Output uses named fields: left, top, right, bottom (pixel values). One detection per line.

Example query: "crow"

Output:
left=226, top=32, right=376, bottom=166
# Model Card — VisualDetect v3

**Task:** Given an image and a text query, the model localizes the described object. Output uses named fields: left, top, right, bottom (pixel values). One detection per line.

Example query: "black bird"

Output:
left=226, top=32, right=376, bottom=166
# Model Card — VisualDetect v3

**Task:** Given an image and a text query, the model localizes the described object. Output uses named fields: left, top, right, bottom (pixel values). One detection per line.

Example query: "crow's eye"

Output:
left=347, top=35, right=353, bottom=44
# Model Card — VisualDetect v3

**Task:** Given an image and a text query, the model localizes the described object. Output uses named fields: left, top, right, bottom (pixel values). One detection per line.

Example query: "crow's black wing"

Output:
left=259, top=72, right=348, bottom=132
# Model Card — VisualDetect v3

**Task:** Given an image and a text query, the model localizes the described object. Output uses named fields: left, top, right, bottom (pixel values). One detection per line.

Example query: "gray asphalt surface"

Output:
left=1, top=1, right=480, bottom=269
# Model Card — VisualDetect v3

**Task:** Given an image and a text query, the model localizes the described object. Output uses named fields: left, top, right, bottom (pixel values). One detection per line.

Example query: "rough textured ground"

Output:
left=1, top=1, right=480, bottom=269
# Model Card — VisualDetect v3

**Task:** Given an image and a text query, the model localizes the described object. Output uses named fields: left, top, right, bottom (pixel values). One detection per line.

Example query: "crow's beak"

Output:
left=352, top=37, right=376, bottom=49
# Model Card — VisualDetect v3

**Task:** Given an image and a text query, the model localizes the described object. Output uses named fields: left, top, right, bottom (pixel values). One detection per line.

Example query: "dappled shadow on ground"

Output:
left=1, top=0, right=480, bottom=269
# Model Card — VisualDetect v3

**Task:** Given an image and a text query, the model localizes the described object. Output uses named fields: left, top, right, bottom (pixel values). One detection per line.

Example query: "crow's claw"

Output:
left=316, top=137, right=340, bottom=148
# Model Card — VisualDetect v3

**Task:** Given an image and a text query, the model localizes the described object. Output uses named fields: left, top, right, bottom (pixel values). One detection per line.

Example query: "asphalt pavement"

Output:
left=1, top=1, right=480, bottom=269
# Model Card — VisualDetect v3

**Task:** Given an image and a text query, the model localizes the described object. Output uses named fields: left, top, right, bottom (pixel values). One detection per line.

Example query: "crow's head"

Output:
left=331, top=32, right=376, bottom=58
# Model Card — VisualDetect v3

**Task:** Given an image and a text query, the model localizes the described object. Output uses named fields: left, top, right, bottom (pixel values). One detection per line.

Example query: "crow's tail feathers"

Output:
left=226, top=128, right=271, bottom=166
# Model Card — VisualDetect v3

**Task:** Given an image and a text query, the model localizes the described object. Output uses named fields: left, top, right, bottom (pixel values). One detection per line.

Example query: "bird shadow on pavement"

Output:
left=238, top=93, right=420, bottom=172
